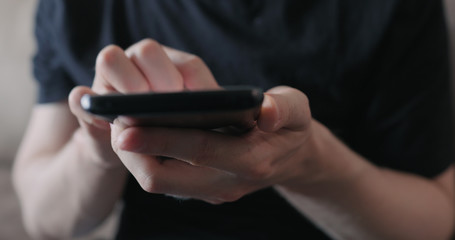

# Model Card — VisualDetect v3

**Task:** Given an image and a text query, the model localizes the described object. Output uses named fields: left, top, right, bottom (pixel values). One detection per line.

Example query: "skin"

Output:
left=13, top=39, right=454, bottom=240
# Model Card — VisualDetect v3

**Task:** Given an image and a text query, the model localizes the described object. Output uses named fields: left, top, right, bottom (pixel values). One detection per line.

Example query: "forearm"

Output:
left=277, top=121, right=454, bottom=240
left=13, top=128, right=128, bottom=239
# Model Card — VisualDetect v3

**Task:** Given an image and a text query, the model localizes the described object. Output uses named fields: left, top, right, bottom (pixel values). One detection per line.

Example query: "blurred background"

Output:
left=0, top=0, right=117, bottom=239
left=0, top=0, right=453, bottom=239
left=0, top=0, right=36, bottom=239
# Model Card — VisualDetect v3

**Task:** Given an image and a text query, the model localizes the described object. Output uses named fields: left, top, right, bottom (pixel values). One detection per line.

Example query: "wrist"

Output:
left=278, top=120, right=374, bottom=193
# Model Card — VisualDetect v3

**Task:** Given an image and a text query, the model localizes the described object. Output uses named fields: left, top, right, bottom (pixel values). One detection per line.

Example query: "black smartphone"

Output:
left=81, top=86, right=264, bottom=129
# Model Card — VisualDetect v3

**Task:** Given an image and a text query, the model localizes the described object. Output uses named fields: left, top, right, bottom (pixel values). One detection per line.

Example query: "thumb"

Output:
left=257, top=86, right=312, bottom=132
left=68, top=86, right=111, bottom=133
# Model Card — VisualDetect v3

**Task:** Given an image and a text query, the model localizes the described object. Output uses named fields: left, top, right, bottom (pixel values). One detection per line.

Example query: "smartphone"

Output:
left=81, top=86, right=264, bottom=129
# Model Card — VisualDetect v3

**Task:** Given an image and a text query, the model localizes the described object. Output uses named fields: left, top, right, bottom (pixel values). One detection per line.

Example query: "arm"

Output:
left=276, top=120, right=454, bottom=240
left=12, top=40, right=207, bottom=239
left=13, top=101, right=128, bottom=239
left=104, top=40, right=454, bottom=240
left=111, top=85, right=454, bottom=240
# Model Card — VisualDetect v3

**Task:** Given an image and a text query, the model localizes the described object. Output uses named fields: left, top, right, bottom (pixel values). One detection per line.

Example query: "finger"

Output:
left=155, top=159, right=247, bottom=204
left=112, top=126, right=252, bottom=174
left=93, top=45, right=151, bottom=94
left=110, top=123, right=234, bottom=202
left=68, top=86, right=110, bottom=134
left=257, top=86, right=311, bottom=132
left=111, top=146, right=242, bottom=203
left=115, top=152, right=228, bottom=202
left=125, top=39, right=184, bottom=92
left=162, top=46, right=220, bottom=90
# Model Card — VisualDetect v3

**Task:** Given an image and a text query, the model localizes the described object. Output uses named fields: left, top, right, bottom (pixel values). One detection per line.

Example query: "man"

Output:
left=13, top=1, right=454, bottom=239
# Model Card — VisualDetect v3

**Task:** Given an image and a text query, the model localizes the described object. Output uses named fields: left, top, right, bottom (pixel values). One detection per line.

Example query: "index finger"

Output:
left=92, top=45, right=151, bottom=94
left=125, top=39, right=184, bottom=92
left=162, top=46, right=220, bottom=90
left=113, top=126, right=254, bottom=175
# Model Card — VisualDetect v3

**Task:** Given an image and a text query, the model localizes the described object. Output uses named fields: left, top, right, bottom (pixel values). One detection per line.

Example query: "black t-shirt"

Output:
left=33, top=0, right=454, bottom=239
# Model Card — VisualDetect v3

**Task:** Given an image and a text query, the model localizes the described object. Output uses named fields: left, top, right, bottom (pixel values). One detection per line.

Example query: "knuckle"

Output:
left=238, top=146, right=274, bottom=181
left=96, top=44, right=123, bottom=67
left=138, top=174, right=162, bottom=193
left=245, top=162, right=273, bottom=181
left=179, top=56, right=205, bottom=78
left=136, top=39, right=162, bottom=58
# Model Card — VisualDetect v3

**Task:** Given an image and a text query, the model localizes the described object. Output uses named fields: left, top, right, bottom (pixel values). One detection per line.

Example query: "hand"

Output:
left=103, top=39, right=318, bottom=203
left=67, top=39, right=219, bottom=167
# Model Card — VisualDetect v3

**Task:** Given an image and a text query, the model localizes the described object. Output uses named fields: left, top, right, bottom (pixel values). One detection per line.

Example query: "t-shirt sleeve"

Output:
left=351, top=0, right=454, bottom=178
left=33, top=0, right=76, bottom=104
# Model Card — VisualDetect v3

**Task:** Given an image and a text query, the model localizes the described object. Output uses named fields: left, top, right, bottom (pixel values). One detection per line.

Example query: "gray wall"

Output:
left=0, top=0, right=36, bottom=166
left=0, top=1, right=116, bottom=239
left=0, top=1, right=36, bottom=239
